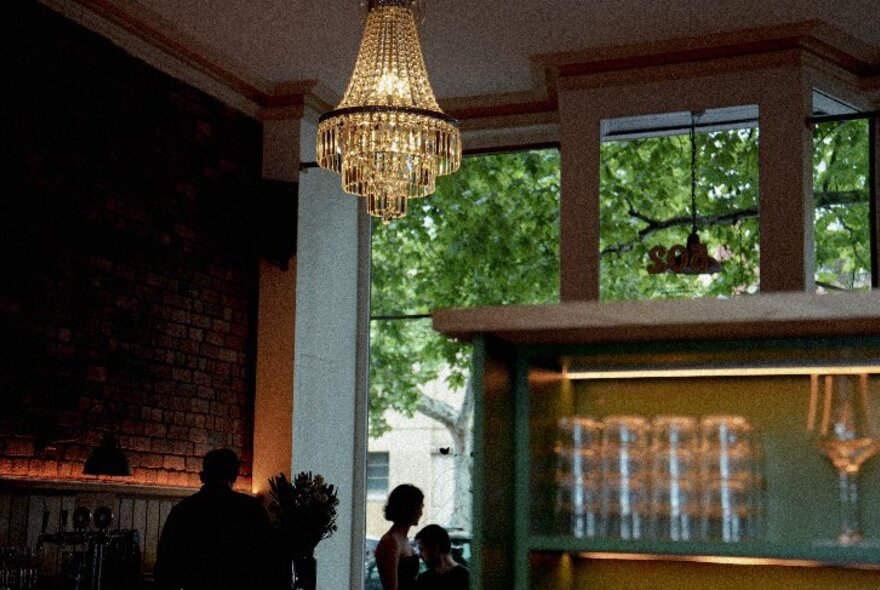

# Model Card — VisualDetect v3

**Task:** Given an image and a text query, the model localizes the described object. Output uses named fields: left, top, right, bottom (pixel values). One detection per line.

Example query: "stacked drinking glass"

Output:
left=599, top=416, right=649, bottom=540
left=649, top=416, right=699, bottom=541
left=698, top=415, right=765, bottom=542
left=553, top=414, right=765, bottom=542
left=554, top=417, right=603, bottom=538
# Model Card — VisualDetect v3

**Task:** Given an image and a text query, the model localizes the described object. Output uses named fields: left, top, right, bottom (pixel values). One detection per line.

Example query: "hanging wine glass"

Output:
left=806, top=373, right=880, bottom=545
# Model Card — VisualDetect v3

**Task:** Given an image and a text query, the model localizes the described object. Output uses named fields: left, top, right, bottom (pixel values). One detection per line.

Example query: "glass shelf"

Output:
left=527, top=535, right=880, bottom=569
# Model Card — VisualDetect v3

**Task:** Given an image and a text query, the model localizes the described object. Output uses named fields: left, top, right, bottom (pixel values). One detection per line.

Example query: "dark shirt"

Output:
left=415, top=564, right=469, bottom=590
left=397, top=554, right=421, bottom=590
left=154, top=484, right=272, bottom=590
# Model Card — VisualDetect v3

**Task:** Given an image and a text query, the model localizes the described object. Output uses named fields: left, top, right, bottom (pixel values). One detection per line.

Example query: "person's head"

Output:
left=415, top=524, right=451, bottom=568
left=200, top=448, right=240, bottom=487
left=383, top=484, right=424, bottom=526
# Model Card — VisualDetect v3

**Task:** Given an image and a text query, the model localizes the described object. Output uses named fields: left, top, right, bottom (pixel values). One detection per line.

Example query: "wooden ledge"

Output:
left=432, top=292, right=880, bottom=345
left=0, top=477, right=195, bottom=498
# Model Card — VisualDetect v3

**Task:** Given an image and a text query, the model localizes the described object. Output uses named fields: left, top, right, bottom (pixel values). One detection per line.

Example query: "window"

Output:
left=813, top=117, right=872, bottom=291
left=599, top=108, right=760, bottom=300
left=366, top=452, right=390, bottom=499
left=366, top=148, right=560, bottom=537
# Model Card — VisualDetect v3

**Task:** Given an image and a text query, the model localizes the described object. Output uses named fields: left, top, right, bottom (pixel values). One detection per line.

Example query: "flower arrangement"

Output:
left=268, top=471, right=339, bottom=558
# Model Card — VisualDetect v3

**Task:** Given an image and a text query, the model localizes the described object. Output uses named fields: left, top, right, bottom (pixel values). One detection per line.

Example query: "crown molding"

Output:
left=42, top=0, right=274, bottom=116
left=443, top=21, right=880, bottom=131
left=534, top=20, right=880, bottom=80
left=40, top=3, right=880, bottom=129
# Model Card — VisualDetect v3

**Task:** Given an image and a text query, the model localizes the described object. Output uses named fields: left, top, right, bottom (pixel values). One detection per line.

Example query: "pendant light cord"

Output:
left=690, top=112, right=698, bottom=234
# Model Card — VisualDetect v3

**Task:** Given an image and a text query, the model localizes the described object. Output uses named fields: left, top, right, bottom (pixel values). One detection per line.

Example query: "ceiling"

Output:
left=55, top=0, right=880, bottom=109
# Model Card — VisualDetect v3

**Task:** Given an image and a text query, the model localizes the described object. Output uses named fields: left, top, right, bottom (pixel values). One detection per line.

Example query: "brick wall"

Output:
left=0, top=1, right=262, bottom=489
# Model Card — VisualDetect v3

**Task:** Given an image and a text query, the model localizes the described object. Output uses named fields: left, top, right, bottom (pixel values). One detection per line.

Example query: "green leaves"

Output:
left=268, top=471, right=339, bottom=556
left=369, top=150, right=561, bottom=435
left=600, top=128, right=761, bottom=300
left=813, top=120, right=871, bottom=290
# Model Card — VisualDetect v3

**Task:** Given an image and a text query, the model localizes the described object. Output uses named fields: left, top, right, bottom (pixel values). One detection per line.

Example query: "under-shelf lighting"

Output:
left=576, top=552, right=880, bottom=570
left=562, top=365, right=880, bottom=381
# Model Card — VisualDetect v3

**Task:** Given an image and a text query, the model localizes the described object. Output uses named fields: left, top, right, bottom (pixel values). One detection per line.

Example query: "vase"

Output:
left=292, top=555, right=317, bottom=590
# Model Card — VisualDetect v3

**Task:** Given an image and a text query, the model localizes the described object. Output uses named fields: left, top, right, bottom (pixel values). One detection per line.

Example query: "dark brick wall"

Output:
left=1, top=1, right=262, bottom=489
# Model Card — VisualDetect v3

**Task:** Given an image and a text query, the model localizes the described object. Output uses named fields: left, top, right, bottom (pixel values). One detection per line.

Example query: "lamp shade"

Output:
left=316, top=0, right=461, bottom=222
left=83, top=433, right=131, bottom=476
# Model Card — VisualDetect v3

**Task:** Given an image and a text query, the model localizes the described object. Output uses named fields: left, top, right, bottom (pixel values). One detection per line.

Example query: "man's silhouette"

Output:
left=414, top=525, right=469, bottom=590
left=154, top=449, right=272, bottom=590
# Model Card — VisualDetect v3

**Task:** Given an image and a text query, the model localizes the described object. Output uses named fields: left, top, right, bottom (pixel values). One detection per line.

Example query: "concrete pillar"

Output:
left=293, top=116, right=371, bottom=590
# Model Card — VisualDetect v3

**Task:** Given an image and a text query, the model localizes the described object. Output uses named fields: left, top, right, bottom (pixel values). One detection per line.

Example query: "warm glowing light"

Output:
left=316, top=0, right=461, bottom=223
left=376, top=72, right=411, bottom=98
left=563, top=366, right=880, bottom=380
left=576, top=552, right=880, bottom=570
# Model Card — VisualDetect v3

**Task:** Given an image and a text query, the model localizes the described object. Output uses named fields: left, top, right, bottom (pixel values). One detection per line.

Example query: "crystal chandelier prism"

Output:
left=316, top=0, right=461, bottom=223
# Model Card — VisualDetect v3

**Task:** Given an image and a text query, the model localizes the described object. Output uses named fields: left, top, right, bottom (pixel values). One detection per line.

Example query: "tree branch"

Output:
left=816, top=281, right=848, bottom=292
left=815, top=190, right=868, bottom=208
left=417, top=395, right=459, bottom=432
left=454, top=377, right=475, bottom=432
left=603, top=190, right=866, bottom=256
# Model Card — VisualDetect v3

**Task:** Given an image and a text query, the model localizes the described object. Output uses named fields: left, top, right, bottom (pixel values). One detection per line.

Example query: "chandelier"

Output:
left=316, top=0, right=461, bottom=223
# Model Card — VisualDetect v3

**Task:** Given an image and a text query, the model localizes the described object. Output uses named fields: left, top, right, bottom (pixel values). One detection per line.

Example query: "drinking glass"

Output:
left=699, top=415, right=762, bottom=542
left=554, top=416, right=603, bottom=538
left=806, top=373, right=880, bottom=545
left=649, top=416, right=698, bottom=540
left=600, top=415, right=649, bottom=540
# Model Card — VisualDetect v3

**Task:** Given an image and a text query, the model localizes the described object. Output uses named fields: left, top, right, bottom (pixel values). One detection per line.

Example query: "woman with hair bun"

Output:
left=375, top=484, right=424, bottom=590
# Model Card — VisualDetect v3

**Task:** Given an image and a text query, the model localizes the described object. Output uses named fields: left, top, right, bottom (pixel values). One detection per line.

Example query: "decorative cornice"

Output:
left=58, top=0, right=271, bottom=107
left=39, top=2, right=880, bottom=129
left=534, top=20, right=880, bottom=79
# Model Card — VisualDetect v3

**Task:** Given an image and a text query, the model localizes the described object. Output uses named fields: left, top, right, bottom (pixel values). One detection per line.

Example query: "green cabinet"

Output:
left=434, top=294, right=880, bottom=589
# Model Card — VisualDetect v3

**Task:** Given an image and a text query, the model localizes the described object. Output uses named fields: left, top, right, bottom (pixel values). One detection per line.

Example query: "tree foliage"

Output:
left=600, top=128, right=761, bottom=299
left=813, top=119, right=871, bottom=290
left=369, top=150, right=561, bottom=435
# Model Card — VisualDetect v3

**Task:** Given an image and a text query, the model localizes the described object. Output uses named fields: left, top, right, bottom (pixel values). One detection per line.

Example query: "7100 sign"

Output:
left=646, top=243, right=709, bottom=274
left=646, top=232, right=721, bottom=275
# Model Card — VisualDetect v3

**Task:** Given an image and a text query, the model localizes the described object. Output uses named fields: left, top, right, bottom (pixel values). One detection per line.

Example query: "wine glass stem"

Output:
left=837, top=469, right=862, bottom=543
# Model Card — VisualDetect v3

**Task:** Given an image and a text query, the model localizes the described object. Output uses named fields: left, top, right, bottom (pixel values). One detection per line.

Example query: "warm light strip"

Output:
left=576, top=552, right=880, bottom=570
left=563, top=365, right=880, bottom=380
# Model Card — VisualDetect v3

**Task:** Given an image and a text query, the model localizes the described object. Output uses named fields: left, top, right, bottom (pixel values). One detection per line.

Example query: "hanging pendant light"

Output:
left=83, top=432, right=131, bottom=476
left=316, top=0, right=461, bottom=223
left=647, top=111, right=723, bottom=276
left=679, top=111, right=721, bottom=275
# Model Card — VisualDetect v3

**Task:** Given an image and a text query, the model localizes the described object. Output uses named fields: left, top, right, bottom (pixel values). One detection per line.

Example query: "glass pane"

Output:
left=813, top=119, right=871, bottom=291
left=371, top=149, right=561, bottom=316
left=600, top=127, right=760, bottom=300
left=366, top=149, right=559, bottom=560
left=366, top=317, right=474, bottom=536
left=366, top=453, right=388, bottom=496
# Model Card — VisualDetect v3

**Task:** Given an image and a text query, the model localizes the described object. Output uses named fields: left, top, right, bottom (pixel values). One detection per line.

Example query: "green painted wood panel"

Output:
left=477, top=336, right=880, bottom=589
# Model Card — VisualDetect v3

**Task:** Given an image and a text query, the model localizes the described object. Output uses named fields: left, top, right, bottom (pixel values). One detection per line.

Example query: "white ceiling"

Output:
left=78, top=0, right=880, bottom=102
